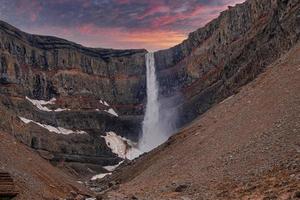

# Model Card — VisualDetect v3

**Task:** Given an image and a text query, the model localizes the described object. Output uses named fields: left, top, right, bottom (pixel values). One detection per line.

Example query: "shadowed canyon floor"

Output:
left=95, top=42, right=300, bottom=199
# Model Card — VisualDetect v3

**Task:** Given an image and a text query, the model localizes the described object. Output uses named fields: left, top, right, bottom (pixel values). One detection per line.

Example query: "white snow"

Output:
left=103, top=101, right=109, bottom=106
left=26, top=96, right=55, bottom=112
left=104, top=108, right=118, bottom=117
left=19, top=117, right=31, bottom=124
left=54, top=108, right=70, bottom=112
left=19, top=117, right=87, bottom=135
left=98, top=100, right=118, bottom=117
left=102, top=132, right=142, bottom=160
left=96, top=108, right=118, bottom=117
left=26, top=96, right=70, bottom=112
left=99, top=99, right=109, bottom=107
left=126, top=147, right=143, bottom=160
left=91, top=173, right=112, bottom=180
left=102, top=132, right=126, bottom=158
left=103, top=161, right=124, bottom=172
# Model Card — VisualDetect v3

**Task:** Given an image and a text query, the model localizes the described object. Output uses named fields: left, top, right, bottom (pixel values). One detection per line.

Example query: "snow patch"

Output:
left=91, top=173, right=112, bottom=180
left=126, top=147, right=143, bottom=160
left=54, top=108, right=70, bottom=112
left=19, top=117, right=31, bottom=124
left=26, top=96, right=55, bottom=111
left=102, top=132, right=127, bottom=158
left=102, top=132, right=142, bottom=160
left=99, top=99, right=109, bottom=107
left=96, top=108, right=118, bottom=117
left=19, top=117, right=87, bottom=135
left=103, top=161, right=124, bottom=172
left=26, top=96, right=70, bottom=112
left=98, top=100, right=118, bottom=117
left=104, top=108, right=118, bottom=117
left=103, top=101, right=109, bottom=106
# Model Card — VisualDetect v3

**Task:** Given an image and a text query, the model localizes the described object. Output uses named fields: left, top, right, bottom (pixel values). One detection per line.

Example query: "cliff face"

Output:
left=101, top=40, right=300, bottom=200
left=155, top=0, right=300, bottom=126
left=0, top=21, right=147, bottom=115
left=0, top=0, right=299, bottom=179
left=0, top=20, right=147, bottom=175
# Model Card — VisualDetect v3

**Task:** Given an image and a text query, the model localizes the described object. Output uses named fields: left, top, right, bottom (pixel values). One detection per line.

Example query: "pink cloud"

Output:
left=78, top=24, right=95, bottom=35
left=24, top=24, right=186, bottom=51
left=138, top=6, right=170, bottom=20
left=17, top=0, right=246, bottom=51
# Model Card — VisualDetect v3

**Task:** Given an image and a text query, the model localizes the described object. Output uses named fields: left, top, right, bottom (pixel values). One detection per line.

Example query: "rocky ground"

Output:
left=0, top=0, right=298, bottom=183
left=0, top=131, right=94, bottom=200
left=94, top=41, right=300, bottom=199
left=0, top=0, right=299, bottom=199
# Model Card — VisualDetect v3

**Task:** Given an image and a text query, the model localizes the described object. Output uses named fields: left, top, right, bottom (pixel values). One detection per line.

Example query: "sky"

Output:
left=0, top=0, right=245, bottom=51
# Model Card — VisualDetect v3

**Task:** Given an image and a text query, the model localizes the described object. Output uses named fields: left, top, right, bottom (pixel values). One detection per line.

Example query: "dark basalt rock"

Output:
left=0, top=20, right=147, bottom=114
left=0, top=20, right=147, bottom=172
left=154, top=0, right=300, bottom=127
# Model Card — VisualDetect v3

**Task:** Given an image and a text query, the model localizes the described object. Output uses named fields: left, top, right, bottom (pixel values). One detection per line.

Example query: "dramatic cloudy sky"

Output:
left=0, top=0, right=245, bottom=51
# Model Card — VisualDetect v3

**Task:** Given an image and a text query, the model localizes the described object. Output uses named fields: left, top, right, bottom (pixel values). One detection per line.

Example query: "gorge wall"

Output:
left=0, top=21, right=147, bottom=116
left=0, top=0, right=299, bottom=178
left=0, top=20, right=148, bottom=176
left=154, top=0, right=300, bottom=127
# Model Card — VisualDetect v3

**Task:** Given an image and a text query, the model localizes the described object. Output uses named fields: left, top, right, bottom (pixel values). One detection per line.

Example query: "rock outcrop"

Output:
left=0, top=20, right=147, bottom=115
left=0, top=20, right=147, bottom=176
left=155, top=0, right=300, bottom=126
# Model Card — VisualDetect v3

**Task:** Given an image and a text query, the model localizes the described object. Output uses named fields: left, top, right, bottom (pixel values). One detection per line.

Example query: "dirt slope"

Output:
left=0, top=131, right=93, bottom=200
left=100, top=42, right=300, bottom=199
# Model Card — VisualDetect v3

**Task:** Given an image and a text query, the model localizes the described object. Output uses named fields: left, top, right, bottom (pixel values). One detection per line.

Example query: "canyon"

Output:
left=0, top=0, right=299, bottom=199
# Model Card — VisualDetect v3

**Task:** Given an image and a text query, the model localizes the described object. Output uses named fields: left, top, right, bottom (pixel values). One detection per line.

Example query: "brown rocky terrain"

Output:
left=0, top=0, right=299, bottom=174
left=0, top=130, right=93, bottom=200
left=96, top=37, right=300, bottom=200
left=0, top=0, right=299, bottom=199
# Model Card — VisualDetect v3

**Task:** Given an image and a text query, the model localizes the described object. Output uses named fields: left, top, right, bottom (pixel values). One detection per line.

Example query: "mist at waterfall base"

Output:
left=138, top=52, right=179, bottom=152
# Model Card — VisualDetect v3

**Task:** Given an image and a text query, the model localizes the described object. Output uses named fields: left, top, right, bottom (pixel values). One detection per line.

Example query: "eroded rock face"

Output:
left=154, top=0, right=300, bottom=126
left=0, top=0, right=299, bottom=178
left=0, top=21, right=147, bottom=115
left=0, top=20, right=147, bottom=175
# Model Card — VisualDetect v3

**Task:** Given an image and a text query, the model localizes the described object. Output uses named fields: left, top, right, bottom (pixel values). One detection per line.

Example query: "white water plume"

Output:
left=139, top=52, right=177, bottom=152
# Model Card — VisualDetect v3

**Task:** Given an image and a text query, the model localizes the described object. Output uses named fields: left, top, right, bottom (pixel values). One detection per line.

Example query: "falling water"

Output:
left=139, top=52, right=169, bottom=152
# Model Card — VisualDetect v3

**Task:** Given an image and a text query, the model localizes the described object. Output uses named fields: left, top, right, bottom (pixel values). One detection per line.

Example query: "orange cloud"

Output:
left=26, top=24, right=186, bottom=51
left=75, top=24, right=186, bottom=51
left=14, top=0, right=246, bottom=51
left=118, top=31, right=187, bottom=51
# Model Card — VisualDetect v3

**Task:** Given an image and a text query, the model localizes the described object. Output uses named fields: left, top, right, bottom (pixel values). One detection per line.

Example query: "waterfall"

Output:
left=139, top=52, right=169, bottom=152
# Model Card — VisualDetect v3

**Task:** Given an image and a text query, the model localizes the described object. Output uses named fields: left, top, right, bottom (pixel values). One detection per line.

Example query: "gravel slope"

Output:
left=0, top=131, right=94, bottom=200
